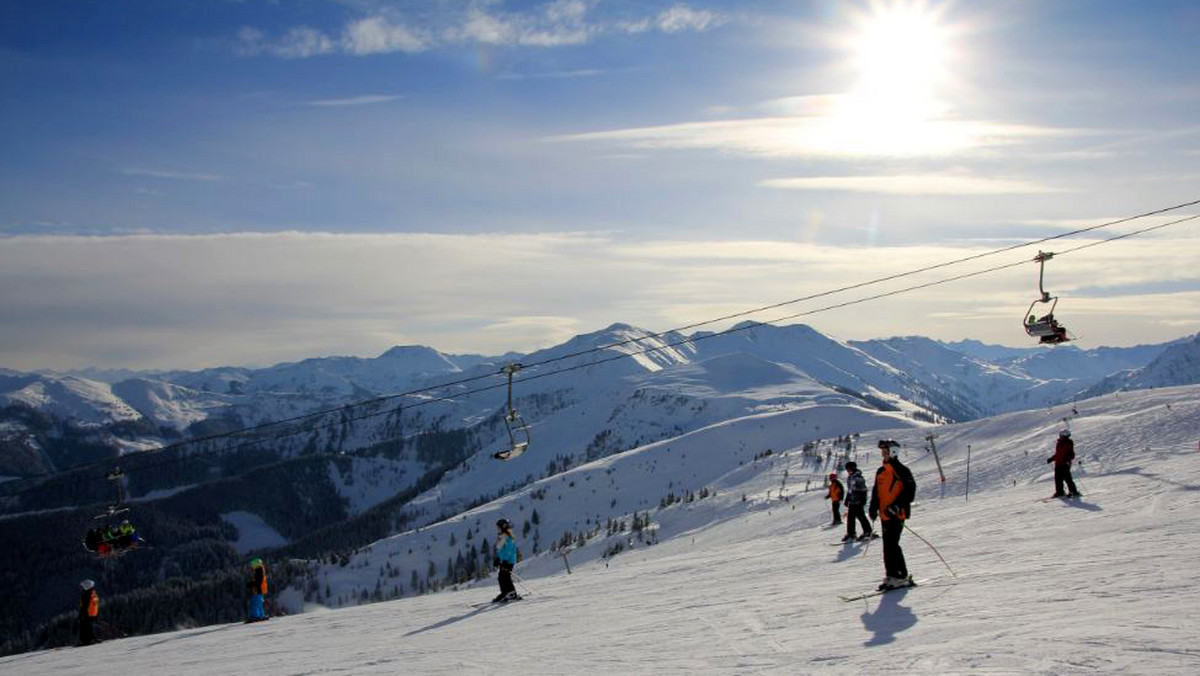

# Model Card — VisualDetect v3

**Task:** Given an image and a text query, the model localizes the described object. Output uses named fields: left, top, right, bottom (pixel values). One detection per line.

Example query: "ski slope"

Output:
left=4, top=386, right=1199, bottom=675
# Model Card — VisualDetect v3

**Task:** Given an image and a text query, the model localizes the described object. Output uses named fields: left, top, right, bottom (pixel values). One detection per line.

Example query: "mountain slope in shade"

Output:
left=1082, top=332, right=1200, bottom=396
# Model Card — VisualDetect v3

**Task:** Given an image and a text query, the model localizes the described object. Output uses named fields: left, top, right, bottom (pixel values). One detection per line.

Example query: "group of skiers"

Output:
left=826, top=430, right=1079, bottom=591
left=75, top=431, right=1080, bottom=645
left=76, top=557, right=271, bottom=645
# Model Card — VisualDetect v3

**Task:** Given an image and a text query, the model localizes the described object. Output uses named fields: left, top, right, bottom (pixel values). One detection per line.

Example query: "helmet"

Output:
left=496, top=518, right=510, bottom=531
left=80, top=579, right=95, bottom=591
left=878, top=439, right=899, bottom=449
left=829, top=472, right=837, bottom=479
left=845, top=461, right=857, bottom=471
left=1060, top=429, right=1071, bottom=438
left=249, top=557, right=263, bottom=568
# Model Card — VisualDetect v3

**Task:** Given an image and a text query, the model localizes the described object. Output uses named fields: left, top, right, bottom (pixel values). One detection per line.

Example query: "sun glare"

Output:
left=824, top=2, right=961, bottom=156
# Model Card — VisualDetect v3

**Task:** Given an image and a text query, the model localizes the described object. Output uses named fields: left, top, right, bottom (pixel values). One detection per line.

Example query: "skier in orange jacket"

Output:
left=869, top=440, right=916, bottom=590
left=825, top=473, right=844, bottom=526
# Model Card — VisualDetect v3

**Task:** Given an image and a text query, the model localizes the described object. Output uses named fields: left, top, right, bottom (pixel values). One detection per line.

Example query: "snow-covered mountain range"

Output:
left=2, top=324, right=1196, bottom=503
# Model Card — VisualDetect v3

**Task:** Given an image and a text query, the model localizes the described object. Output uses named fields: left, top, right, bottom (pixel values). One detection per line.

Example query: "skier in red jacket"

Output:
left=1047, top=430, right=1081, bottom=497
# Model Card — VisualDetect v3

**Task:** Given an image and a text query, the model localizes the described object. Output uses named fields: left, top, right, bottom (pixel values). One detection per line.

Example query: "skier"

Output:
left=246, top=557, right=269, bottom=622
left=492, top=518, right=521, bottom=603
left=825, top=472, right=844, bottom=526
left=1047, top=429, right=1080, bottom=497
left=869, top=440, right=916, bottom=590
left=842, top=461, right=873, bottom=542
left=78, top=579, right=99, bottom=646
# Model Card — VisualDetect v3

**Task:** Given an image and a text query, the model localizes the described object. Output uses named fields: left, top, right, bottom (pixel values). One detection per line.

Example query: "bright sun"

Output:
left=823, top=2, right=961, bottom=155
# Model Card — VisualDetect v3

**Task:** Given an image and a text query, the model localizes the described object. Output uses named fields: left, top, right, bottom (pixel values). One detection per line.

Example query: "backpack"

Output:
left=846, top=472, right=868, bottom=506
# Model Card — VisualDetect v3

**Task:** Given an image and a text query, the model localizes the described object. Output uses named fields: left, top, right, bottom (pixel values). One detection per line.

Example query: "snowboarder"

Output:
left=869, top=440, right=916, bottom=590
left=842, top=461, right=873, bottom=542
left=1047, top=429, right=1080, bottom=497
left=825, top=472, right=844, bottom=526
left=246, top=557, right=269, bottom=622
left=492, top=518, right=520, bottom=603
left=78, top=579, right=98, bottom=646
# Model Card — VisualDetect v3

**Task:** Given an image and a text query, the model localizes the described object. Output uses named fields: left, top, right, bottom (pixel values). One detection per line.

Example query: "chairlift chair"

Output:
left=1022, top=251, right=1072, bottom=345
left=493, top=363, right=531, bottom=461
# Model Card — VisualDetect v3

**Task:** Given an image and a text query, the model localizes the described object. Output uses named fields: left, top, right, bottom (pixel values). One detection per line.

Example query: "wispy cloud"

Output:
left=760, top=173, right=1063, bottom=196
left=119, top=168, right=223, bottom=181
left=307, top=94, right=404, bottom=107
left=495, top=69, right=606, bottom=81
left=548, top=116, right=1077, bottom=159
left=236, top=2, right=722, bottom=58
left=617, top=4, right=721, bottom=34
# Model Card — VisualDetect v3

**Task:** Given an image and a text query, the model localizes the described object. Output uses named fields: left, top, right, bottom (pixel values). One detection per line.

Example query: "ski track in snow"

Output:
left=3, top=387, right=1200, bottom=674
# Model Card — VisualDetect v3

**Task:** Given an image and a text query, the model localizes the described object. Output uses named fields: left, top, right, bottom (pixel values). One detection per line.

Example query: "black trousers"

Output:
left=846, top=504, right=872, bottom=538
left=830, top=500, right=842, bottom=524
left=881, top=519, right=908, bottom=579
left=1054, top=465, right=1079, bottom=496
left=498, top=562, right=515, bottom=595
left=78, top=615, right=95, bottom=646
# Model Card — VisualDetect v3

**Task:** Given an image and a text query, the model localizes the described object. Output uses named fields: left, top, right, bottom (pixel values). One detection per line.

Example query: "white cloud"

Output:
left=759, top=173, right=1063, bottom=195
left=2, top=230, right=1197, bottom=370
left=655, top=5, right=718, bottom=33
left=237, top=3, right=721, bottom=58
left=342, top=16, right=429, bottom=55
left=307, top=94, right=404, bottom=107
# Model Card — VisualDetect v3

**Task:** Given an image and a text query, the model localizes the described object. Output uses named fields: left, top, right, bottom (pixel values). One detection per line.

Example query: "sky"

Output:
left=1, top=0, right=1199, bottom=371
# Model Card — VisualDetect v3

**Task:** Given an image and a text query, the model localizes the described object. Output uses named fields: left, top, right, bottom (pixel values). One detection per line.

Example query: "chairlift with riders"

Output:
left=82, top=467, right=144, bottom=558
left=1023, top=251, right=1072, bottom=345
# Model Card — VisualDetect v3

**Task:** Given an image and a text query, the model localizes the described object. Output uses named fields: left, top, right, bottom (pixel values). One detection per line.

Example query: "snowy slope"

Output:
left=0, top=374, right=141, bottom=424
left=109, top=379, right=232, bottom=431
left=4, top=385, right=1198, bottom=675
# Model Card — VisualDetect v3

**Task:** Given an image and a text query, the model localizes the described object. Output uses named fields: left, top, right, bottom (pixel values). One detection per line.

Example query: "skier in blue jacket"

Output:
left=492, top=518, right=521, bottom=603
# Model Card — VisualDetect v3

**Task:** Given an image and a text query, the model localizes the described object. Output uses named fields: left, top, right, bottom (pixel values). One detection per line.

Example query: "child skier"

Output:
left=869, top=440, right=916, bottom=590
left=825, top=472, right=844, bottom=526
left=492, top=518, right=521, bottom=603
left=78, top=579, right=99, bottom=646
left=1047, top=429, right=1081, bottom=497
left=842, top=461, right=873, bottom=542
left=246, top=557, right=269, bottom=622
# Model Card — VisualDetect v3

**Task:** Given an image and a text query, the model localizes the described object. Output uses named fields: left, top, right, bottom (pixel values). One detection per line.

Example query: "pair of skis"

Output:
left=838, top=577, right=927, bottom=602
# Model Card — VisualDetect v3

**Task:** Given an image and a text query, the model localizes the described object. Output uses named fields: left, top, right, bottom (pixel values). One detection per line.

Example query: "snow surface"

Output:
left=220, top=511, right=289, bottom=554
left=4, top=385, right=1200, bottom=675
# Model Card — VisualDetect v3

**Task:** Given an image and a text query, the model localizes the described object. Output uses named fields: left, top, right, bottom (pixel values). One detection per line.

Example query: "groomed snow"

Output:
left=4, top=386, right=1200, bottom=675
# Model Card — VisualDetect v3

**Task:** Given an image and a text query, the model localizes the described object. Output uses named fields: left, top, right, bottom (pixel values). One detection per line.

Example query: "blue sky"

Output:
left=1, top=0, right=1199, bottom=369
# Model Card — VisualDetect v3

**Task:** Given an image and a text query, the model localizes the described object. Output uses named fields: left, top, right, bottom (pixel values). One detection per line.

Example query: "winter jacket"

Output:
left=845, top=471, right=869, bottom=507
left=80, top=589, right=98, bottom=618
left=826, top=479, right=844, bottom=503
left=1049, top=437, right=1075, bottom=466
left=248, top=565, right=268, bottom=595
left=497, top=533, right=518, bottom=566
left=869, top=457, right=916, bottom=522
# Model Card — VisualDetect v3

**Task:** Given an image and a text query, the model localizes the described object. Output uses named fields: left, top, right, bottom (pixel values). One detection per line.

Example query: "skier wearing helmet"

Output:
left=246, top=557, right=269, bottom=622
left=78, top=579, right=99, bottom=646
left=870, top=440, right=916, bottom=590
left=825, top=472, right=844, bottom=527
left=492, top=518, right=521, bottom=603
left=1047, top=429, right=1081, bottom=498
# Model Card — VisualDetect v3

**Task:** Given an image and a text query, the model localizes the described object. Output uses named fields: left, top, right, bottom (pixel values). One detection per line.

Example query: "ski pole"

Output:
left=903, top=523, right=958, bottom=579
left=511, top=571, right=536, bottom=597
